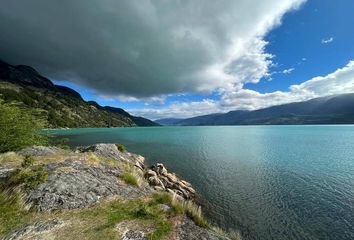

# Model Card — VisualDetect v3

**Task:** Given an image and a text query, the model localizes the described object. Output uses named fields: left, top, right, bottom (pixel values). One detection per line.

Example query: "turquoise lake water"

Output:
left=47, top=126, right=354, bottom=240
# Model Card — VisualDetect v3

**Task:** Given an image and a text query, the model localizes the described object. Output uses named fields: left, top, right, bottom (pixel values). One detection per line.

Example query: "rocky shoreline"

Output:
left=0, top=144, right=236, bottom=240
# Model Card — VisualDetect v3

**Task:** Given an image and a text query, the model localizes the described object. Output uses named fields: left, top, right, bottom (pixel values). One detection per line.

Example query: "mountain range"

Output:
left=0, top=60, right=158, bottom=128
left=2, top=59, right=354, bottom=128
left=156, top=93, right=354, bottom=126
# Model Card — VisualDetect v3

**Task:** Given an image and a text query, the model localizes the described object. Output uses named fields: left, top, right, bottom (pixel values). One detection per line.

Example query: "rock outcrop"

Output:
left=18, top=146, right=64, bottom=157
left=4, top=220, right=65, bottom=240
left=176, top=216, right=229, bottom=240
left=145, top=163, right=196, bottom=200
left=0, top=144, right=231, bottom=240
left=17, top=144, right=151, bottom=211
left=28, top=158, right=151, bottom=211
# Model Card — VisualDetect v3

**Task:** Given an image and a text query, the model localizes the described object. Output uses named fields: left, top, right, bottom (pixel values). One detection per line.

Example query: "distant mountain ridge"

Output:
left=0, top=59, right=158, bottom=128
left=154, top=118, right=184, bottom=126
left=163, top=94, right=354, bottom=126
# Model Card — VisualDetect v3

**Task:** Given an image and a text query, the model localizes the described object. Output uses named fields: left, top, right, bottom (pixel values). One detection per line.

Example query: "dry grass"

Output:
left=152, top=192, right=208, bottom=227
left=32, top=152, right=77, bottom=165
left=85, top=151, right=128, bottom=168
left=228, top=230, right=243, bottom=240
left=211, top=226, right=242, bottom=240
left=0, top=152, right=23, bottom=165
left=152, top=192, right=242, bottom=238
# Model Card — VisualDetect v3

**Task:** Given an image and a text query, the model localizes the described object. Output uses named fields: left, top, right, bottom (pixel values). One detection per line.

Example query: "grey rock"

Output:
left=122, top=230, right=145, bottom=240
left=148, top=176, right=164, bottom=189
left=146, top=163, right=196, bottom=200
left=153, top=186, right=165, bottom=191
left=77, top=143, right=122, bottom=159
left=0, top=167, right=15, bottom=179
left=116, top=221, right=153, bottom=240
left=18, top=146, right=64, bottom=156
left=176, top=216, right=230, bottom=240
left=76, top=143, right=140, bottom=164
left=158, top=204, right=171, bottom=212
left=28, top=157, right=152, bottom=211
left=4, top=219, right=64, bottom=240
left=145, top=170, right=157, bottom=177
left=153, top=163, right=168, bottom=176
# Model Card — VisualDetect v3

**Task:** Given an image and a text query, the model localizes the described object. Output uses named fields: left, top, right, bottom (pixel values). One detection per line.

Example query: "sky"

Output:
left=0, top=0, right=353, bottom=120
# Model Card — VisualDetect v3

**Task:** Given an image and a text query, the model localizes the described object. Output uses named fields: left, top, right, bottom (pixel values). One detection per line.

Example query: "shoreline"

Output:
left=0, top=143, right=239, bottom=239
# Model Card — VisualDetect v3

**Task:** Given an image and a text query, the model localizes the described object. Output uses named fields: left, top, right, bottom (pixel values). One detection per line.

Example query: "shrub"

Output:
left=21, top=155, right=35, bottom=168
left=115, top=144, right=126, bottom=153
left=7, top=158, right=48, bottom=190
left=0, top=102, right=48, bottom=153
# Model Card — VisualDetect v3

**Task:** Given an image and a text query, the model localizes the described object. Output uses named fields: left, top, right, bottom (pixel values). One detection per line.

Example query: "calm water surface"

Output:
left=48, top=126, right=354, bottom=240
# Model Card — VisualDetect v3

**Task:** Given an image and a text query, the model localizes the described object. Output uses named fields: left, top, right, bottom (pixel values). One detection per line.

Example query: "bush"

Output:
left=115, top=144, right=126, bottom=152
left=8, top=157, right=48, bottom=190
left=21, top=155, right=35, bottom=168
left=0, top=102, right=48, bottom=153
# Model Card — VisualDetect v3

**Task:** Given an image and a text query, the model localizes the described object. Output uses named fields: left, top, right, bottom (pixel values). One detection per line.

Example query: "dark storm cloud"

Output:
left=0, top=0, right=304, bottom=98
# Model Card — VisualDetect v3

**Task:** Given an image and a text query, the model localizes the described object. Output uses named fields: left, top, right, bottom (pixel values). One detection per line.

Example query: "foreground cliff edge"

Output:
left=0, top=144, right=240, bottom=240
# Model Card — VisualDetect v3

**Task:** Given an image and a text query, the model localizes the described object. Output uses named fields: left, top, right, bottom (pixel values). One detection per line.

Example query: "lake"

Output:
left=47, top=125, right=354, bottom=240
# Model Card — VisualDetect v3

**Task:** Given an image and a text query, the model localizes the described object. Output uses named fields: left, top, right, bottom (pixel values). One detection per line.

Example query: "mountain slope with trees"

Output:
left=0, top=60, right=158, bottom=128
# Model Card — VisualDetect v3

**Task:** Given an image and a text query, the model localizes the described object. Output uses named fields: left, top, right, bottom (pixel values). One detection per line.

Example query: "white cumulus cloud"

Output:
left=130, top=61, right=354, bottom=119
left=321, top=37, right=334, bottom=44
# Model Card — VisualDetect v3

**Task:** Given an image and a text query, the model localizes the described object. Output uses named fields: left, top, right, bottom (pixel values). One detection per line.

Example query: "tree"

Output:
left=0, top=102, right=48, bottom=153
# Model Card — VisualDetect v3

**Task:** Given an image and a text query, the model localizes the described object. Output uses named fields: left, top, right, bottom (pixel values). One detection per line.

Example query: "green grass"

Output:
left=0, top=193, right=173, bottom=239
left=121, top=171, right=139, bottom=186
left=0, top=190, right=33, bottom=236
left=0, top=190, right=235, bottom=240
left=78, top=199, right=173, bottom=240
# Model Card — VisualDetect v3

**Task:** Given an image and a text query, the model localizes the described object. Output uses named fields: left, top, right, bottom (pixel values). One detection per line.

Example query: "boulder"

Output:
left=147, top=176, right=164, bottom=189
left=76, top=144, right=123, bottom=161
left=152, top=163, right=168, bottom=176
left=28, top=157, right=152, bottom=211
left=145, top=169, right=157, bottom=177
left=146, top=163, right=196, bottom=200
left=18, top=146, right=63, bottom=156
